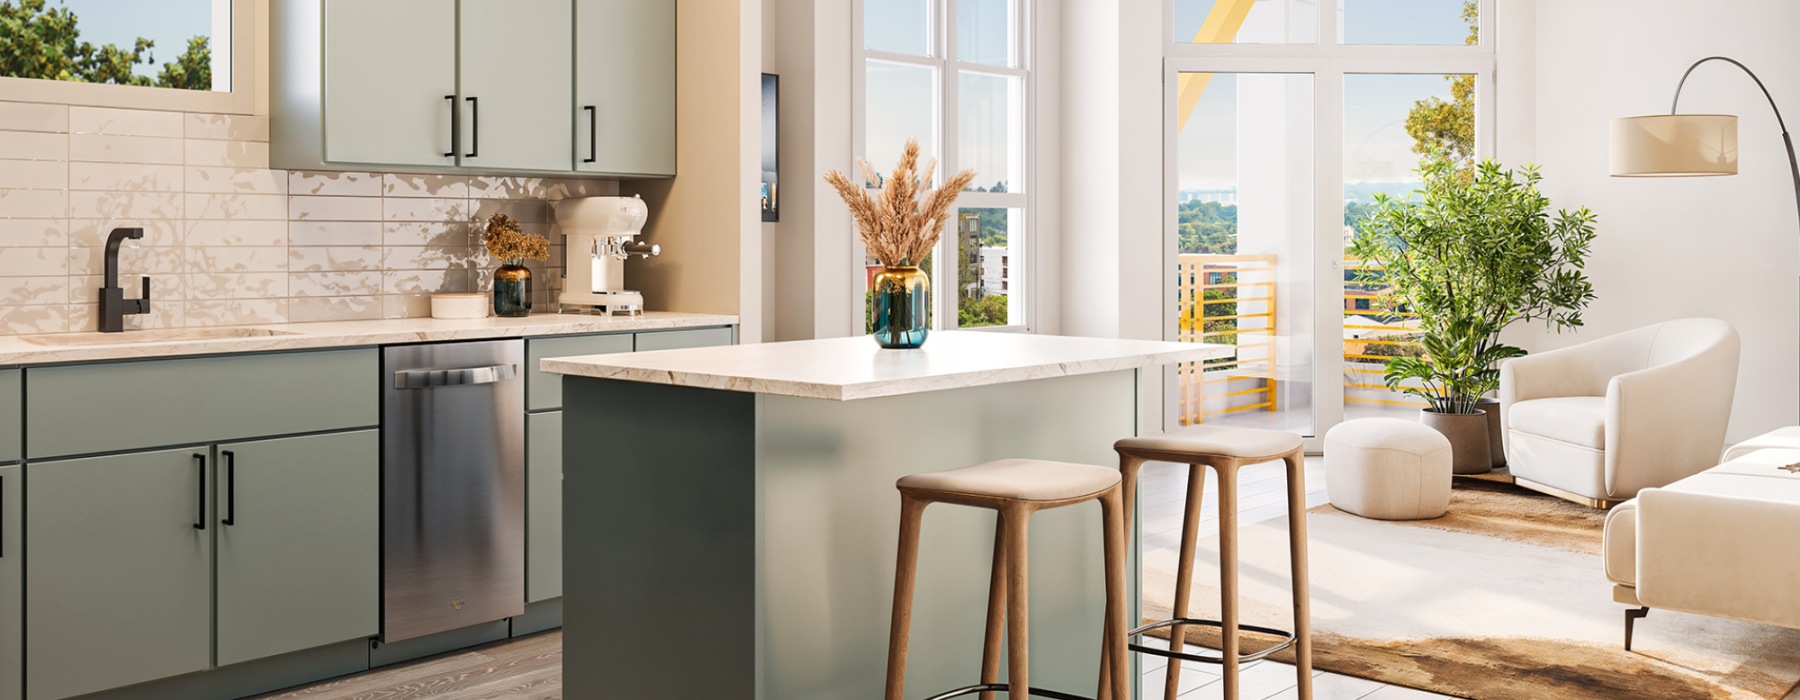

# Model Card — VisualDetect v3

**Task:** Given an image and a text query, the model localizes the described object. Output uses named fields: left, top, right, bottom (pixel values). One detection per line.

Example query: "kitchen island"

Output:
left=544, top=331, right=1226, bottom=699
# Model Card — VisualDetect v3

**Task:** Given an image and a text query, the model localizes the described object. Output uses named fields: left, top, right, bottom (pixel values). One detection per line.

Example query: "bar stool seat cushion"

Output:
left=1324, top=418, right=1453, bottom=520
left=1115, top=425, right=1304, bottom=460
left=897, top=458, right=1120, bottom=502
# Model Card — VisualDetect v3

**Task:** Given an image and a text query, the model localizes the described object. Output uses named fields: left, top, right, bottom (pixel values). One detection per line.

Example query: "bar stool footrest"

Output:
left=1126, top=617, right=1297, bottom=664
left=920, top=683, right=1097, bottom=700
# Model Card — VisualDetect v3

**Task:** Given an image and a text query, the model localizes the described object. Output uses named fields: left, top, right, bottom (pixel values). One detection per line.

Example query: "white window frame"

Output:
left=1160, top=0, right=1499, bottom=444
left=851, top=0, right=1037, bottom=333
left=0, top=0, right=257, bottom=115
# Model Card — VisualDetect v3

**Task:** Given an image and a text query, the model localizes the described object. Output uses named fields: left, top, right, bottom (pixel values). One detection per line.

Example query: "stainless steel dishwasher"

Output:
left=382, top=339, right=525, bottom=642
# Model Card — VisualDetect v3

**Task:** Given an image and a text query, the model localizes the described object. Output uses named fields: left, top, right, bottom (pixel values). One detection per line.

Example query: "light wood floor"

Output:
left=264, top=457, right=1454, bottom=700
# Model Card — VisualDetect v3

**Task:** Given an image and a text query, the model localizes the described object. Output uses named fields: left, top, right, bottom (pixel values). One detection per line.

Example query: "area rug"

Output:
left=1142, top=480, right=1800, bottom=699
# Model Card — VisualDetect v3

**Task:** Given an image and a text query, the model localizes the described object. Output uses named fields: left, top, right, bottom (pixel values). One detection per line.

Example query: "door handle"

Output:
left=193, top=453, right=207, bottom=530
left=444, top=95, right=458, bottom=158
left=222, top=450, right=236, bottom=526
left=465, top=96, right=479, bottom=158
left=393, top=363, right=517, bottom=389
left=584, top=105, right=597, bottom=163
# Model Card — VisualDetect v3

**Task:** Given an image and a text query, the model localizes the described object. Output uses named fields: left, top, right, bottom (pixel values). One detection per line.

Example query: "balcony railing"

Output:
left=1177, top=253, right=1425, bottom=426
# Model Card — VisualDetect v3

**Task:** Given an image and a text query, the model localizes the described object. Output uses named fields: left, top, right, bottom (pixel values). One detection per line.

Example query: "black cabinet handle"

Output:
left=193, top=453, right=207, bottom=530
left=584, top=105, right=597, bottom=163
left=222, top=450, right=236, bottom=526
left=444, top=95, right=457, bottom=158
left=465, top=96, right=479, bottom=158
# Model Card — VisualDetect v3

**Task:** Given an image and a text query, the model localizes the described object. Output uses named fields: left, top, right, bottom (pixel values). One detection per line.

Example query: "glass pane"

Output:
left=957, top=72, right=1021, bottom=193
left=1342, top=73, right=1476, bottom=419
left=1174, top=72, right=1316, bottom=434
left=864, top=60, right=939, bottom=182
left=865, top=0, right=931, bottom=55
left=0, top=0, right=226, bottom=91
left=1171, top=0, right=1317, bottom=44
left=1341, top=0, right=1478, bottom=45
left=957, top=0, right=1014, bottom=67
left=955, top=208, right=1020, bottom=328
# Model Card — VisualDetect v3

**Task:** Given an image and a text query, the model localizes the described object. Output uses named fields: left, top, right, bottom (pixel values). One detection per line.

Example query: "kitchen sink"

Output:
left=18, top=327, right=303, bottom=346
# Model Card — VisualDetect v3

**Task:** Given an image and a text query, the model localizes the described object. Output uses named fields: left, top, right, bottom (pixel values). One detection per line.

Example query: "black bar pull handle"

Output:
left=444, top=95, right=457, bottom=158
left=221, top=450, right=236, bottom=526
left=465, top=96, right=479, bottom=158
left=193, top=453, right=207, bottom=530
left=584, top=105, right=597, bottom=163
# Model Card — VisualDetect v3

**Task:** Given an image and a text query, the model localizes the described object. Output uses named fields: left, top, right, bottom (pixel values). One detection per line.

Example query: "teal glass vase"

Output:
left=871, top=265, right=929, bottom=349
left=493, top=264, right=532, bottom=318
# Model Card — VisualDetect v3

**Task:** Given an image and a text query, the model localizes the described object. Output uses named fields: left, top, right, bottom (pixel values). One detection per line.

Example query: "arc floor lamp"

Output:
left=1610, top=56, right=1800, bottom=416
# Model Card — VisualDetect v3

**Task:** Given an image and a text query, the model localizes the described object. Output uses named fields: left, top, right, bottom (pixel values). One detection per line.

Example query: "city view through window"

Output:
left=0, top=0, right=223, bottom=92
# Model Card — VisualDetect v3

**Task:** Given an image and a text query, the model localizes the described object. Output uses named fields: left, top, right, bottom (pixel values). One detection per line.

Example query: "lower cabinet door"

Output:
left=1, top=465, right=20, bottom=700
left=526, top=412, right=563, bottom=603
left=27, top=448, right=213, bottom=700
left=216, top=430, right=379, bottom=667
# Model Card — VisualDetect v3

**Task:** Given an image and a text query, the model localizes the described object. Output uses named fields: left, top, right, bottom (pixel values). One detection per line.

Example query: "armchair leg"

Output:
left=1624, top=607, right=1650, bottom=651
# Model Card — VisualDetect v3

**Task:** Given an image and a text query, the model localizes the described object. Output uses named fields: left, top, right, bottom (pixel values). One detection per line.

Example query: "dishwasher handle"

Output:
left=393, top=363, right=518, bottom=389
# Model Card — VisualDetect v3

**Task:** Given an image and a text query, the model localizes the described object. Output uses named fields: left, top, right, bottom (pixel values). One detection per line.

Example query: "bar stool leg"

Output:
left=1215, top=464, right=1242, bottom=699
left=1284, top=450, right=1314, bottom=699
left=1002, top=506, right=1032, bottom=700
left=980, top=522, right=1008, bottom=700
left=1163, top=464, right=1209, bottom=700
left=1098, top=454, right=1147, bottom=697
left=1100, top=488, right=1131, bottom=700
left=885, top=495, right=928, bottom=700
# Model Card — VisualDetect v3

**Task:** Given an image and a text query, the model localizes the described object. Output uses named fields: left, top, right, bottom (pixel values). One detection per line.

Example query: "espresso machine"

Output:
left=554, top=195, right=661, bottom=315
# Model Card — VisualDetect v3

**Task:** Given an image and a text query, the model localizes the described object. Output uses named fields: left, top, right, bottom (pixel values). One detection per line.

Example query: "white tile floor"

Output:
left=1134, top=456, right=1458, bottom=699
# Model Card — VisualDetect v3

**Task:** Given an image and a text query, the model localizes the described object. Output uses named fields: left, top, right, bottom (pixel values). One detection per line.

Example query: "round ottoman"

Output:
left=1325, top=418, right=1453, bottom=520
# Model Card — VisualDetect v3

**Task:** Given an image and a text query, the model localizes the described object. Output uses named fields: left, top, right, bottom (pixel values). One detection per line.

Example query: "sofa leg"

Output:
left=1624, top=607, right=1651, bottom=651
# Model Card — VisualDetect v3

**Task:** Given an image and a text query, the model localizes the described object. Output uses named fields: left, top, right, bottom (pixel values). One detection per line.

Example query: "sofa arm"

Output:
left=1604, top=338, right=1739, bottom=497
left=1638, top=486, right=1800, bottom=628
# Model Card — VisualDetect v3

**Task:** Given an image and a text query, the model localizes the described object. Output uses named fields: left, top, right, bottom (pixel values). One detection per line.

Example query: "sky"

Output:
left=51, top=0, right=216, bottom=82
left=864, top=0, right=1018, bottom=191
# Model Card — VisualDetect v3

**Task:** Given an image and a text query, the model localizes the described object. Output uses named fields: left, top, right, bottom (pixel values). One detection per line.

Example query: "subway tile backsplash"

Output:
left=0, top=102, right=614, bottom=334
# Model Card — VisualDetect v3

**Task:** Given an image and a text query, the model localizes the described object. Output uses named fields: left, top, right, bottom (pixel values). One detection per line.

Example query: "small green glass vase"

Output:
left=871, top=265, right=929, bottom=349
left=493, top=263, right=532, bottom=318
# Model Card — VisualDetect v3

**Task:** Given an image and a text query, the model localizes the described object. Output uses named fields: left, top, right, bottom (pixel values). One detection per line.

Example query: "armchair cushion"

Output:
left=1508, top=396, right=1606, bottom=448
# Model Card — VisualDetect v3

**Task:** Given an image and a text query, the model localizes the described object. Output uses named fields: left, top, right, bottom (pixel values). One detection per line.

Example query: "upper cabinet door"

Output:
left=460, top=0, right=575, bottom=172
left=575, top=0, right=676, bottom=176
left=322, top=0, right=458, bottom=167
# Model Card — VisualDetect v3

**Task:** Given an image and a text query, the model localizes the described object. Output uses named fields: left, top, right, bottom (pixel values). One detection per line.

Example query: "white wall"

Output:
left=1527, top=0, right=1800, bottom=441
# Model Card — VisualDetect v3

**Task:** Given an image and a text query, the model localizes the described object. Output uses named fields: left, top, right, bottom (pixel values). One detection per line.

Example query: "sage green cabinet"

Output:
left=0, top=369, right=17, bottom=464
left=0, top=465, right=19, bottom=700
left=636, top=327, right=737, bottom=352
left=526, top=332, right=633, bottom=411
left=526, top=412, right=563, bottom=603
left=216, top=430, right=379, bottom=667
left=575, top=0, right=675, bottom=176
left=321, top=0, right=457, bottom=167
left=27, top=447, right=213, bottom=700
left=459, top=0, right=574, bottom=172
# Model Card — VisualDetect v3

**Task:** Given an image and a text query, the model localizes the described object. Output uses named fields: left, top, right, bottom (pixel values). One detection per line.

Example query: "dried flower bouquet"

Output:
left=824, top=139, right=976, bottom=267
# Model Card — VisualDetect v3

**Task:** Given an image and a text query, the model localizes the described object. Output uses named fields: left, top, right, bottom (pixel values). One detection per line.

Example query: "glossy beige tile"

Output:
left=383, top=173, right=470, bottom=198
left=0, top=102, right=68, bottom=133
left=188, top=193, right=289, bottom=220
left=384, top=245, right=478, bottom=270
left=384, top=196, right=470, bottom=222
left=382, top=292, right=434, bottom=319
left=0, top=277, right=70, bottom=306
left=384, top=221, right=472, bottom=246
left=0, top=219, right=68, bottom=246
left=185, top=246, right=290, bottom=273
left=68, top=191, right=180, bottom=219
left=288, top=245, right=382, bottom=272
left=0, top=304, right=70, bottom=334
left=185, top=167, right=288, bottom=195
left=69, top=107, right=185, bottom=138
left=290, top=271, right=381, bottom=297
left=68, top=219, right=181, bottom=247
left=0, top=189, right=68, bottom=218
left=0, top=131, right=69, bottom=161
left=289, top=295, right=381, bottom=323
left=185, top=114, right=270, bottom=141
left=186, top=220, right=287, bottom=247
left=64, top=301, right=184, bottom=332
left=70, top=245, right=185, bottom=276
left=187, top=272, right=288, bottom=300
left=289, top=221, right=381, bottom=246
left=0, top=247, right=70, bottom=277
left=70, top=274, right=187, bottom=304
left=290, top=195, right=383, bottom=221
left=290, top=171, right=383, bottom=197
left=69, top=134, right=184, bottom=165
left=184, top=139, right=270, bottom=168
left=69, top=162, right=183, bottom=192
left=471, top=198, right=549, bottom=223
left=383, top=268, right=470, bottom=294
left=183, top=299, right=287, bottom=325
left=0, top=160, right=67, bottom=190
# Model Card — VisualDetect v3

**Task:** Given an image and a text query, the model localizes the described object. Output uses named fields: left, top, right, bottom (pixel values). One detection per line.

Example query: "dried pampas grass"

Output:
left=825, top=139, right=976, bottom=267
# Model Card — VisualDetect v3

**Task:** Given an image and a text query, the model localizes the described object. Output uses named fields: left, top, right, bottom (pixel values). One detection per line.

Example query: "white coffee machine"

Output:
left=554, top=195, right=661, bottom=315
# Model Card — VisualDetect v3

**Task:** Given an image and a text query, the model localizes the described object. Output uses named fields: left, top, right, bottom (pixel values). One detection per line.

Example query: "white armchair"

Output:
left=1498, top=318, right=1741, bottom=506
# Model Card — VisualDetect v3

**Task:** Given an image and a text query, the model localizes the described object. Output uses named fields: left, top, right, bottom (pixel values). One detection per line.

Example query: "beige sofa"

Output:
left=1604, top=429, right=1800, bottom=649
left=1498, top=318, right=1740, bottom=507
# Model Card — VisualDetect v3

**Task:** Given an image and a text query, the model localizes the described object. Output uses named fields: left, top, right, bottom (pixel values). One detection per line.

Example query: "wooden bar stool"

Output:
left=884, top=458, right=1130, bottom=700
left=1104, top=426, right=1312, bottom=700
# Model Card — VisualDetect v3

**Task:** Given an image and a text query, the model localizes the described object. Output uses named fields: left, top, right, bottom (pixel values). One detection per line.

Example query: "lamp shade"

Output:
left=1610, top=114, right=1738, bottom=177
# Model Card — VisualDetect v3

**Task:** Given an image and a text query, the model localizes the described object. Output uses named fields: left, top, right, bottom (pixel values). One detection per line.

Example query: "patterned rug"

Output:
left=1142, top=480, right=1800, bottom=699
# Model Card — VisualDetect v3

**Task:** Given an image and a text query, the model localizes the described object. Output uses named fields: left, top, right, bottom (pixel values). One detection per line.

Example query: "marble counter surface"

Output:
left=0, top=312, right=738, bottom=366
left=542, top=330, right=1229, bottom=400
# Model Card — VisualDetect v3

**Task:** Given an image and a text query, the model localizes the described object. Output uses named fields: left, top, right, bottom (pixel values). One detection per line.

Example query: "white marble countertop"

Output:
left=0, top=312, right=738, bottom=366
left=541, top=331, right=1229, bottom=401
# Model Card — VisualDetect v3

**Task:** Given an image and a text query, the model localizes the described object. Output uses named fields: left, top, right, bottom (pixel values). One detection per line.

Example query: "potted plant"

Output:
left=1348, top=156, right=1598, bottom=473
